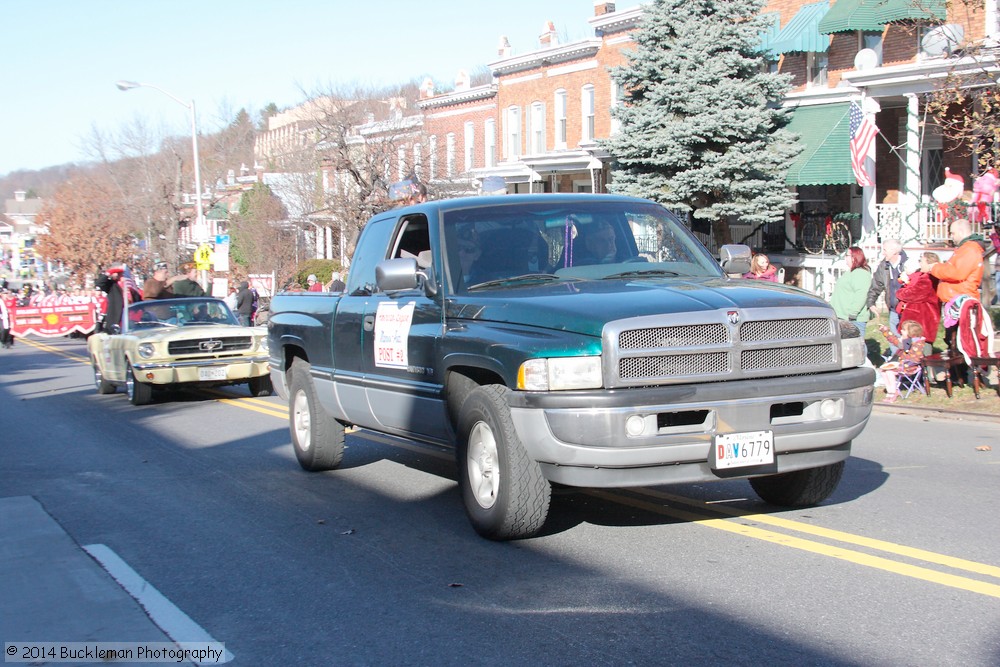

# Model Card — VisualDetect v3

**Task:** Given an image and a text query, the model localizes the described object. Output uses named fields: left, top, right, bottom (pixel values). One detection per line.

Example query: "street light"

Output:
left=115, top=80, right=205, bottom=242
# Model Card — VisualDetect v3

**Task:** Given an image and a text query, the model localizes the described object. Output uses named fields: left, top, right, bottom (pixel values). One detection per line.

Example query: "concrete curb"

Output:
left=871, top=402, right=1000, bottom=423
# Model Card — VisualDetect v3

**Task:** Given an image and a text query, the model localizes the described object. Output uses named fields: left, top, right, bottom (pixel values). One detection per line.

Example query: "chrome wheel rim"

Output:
left=93, top=361, right=104, bottom=390
left=467, top=421, right=499, bottom=509
left=292, top=390, right=311, bottom=451
left=126, top=366, right=135, bottom=400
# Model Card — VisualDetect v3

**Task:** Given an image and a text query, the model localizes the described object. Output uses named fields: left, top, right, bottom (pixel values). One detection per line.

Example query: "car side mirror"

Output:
left=376, top=258, right=438, bottom=297
left=719, top=244, right=752, bottom=276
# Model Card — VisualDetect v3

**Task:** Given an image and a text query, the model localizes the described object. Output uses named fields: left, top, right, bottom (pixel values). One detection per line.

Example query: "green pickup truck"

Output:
left=267, top=194, right=874, bottom=539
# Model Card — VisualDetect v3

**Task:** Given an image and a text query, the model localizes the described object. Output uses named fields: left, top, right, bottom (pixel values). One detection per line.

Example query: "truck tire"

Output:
left=457, top=384, right=550, bottom=540
left=92, top=356, right=115, bottom=394
left=288, top=358, right=344, bottom=471
left=248, top=375, right=273, bottom=397
left=126, top=363, right=152, bottom=406
left=749, top=460, right=845, bottom=506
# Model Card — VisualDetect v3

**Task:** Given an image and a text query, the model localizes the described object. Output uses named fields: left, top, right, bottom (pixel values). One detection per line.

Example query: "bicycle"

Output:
left=800, top=215, right=851, bottom=255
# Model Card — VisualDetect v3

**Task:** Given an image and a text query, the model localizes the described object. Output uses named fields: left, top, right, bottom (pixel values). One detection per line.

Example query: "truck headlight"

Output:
left=137, top=343, right=155, bottom=359
left=838, top=320, right=866, bottom=368
left=517, top=356, right=602, bottom=391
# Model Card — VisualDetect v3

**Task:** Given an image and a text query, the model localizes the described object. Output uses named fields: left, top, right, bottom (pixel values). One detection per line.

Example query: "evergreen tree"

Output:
left=603, top=0, right=800, bottom=246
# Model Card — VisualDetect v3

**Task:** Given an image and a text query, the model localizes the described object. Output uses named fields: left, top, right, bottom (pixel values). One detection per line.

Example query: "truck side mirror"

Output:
left=719, top=244, right=752, bottom=276
left=375, top=258, right=438, bottom=297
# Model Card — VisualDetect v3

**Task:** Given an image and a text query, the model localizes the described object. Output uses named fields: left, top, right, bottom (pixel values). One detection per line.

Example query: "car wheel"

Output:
left=457, top=384, right=550, bottom=540
left=248, top=375, right=273, bottom=397
left=92, top=356, right=115, bottom=394
left=126, top=362, right=152, bottom=406
left=749, top=460, right=845, bottom=506
left=288, top=358, right=343, bottom=471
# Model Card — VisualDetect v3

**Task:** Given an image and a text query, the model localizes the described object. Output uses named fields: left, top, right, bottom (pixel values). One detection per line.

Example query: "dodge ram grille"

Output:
left=606, top=309, right=839, bottom=388
left=168, top=337, right=253, bottom=355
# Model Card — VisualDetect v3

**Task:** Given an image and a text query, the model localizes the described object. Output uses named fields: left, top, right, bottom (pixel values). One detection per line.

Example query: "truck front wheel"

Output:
left=288, top=358, right=344, bottom=471
left=457, top=384, right=550, bottom=540
left=749, top=460, right=845, bottom=506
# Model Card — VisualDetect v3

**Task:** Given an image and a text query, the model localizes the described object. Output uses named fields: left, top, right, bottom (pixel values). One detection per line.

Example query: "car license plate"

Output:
left=714, top=430, right=774, bottom=469
left=199, top=367, right=228, bottom=381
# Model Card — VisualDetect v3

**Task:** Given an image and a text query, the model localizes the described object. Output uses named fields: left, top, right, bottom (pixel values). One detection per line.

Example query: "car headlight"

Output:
left=838, top=320, right=866, bottom=368
left=258, top=336, right=268, bottom=352
left=517, top=356, right=602, bottom=391
left=137, top=343, right=155, bottom=359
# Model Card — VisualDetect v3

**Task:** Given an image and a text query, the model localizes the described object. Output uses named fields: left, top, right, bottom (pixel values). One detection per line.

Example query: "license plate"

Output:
left=199, top=367, right=228, bottom=381
left=713, top=430, right=774, bottom=469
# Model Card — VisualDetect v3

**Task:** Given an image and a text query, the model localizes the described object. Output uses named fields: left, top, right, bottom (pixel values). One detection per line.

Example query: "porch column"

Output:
left=904, top=94, right=922, bottom=240
left=861, top=97, right=881, bottom=240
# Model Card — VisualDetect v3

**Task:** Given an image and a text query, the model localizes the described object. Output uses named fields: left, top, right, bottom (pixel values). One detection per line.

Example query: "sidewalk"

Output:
left=0, top=496, right=176, bottom=658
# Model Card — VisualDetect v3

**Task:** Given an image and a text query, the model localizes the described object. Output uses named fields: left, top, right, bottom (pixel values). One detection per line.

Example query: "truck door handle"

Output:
left=364, top=315, right=374, bottom=331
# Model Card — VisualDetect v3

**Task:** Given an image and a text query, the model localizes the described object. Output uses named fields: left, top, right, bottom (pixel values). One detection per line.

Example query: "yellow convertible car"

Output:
left=88, top=297, right=271, bottom=405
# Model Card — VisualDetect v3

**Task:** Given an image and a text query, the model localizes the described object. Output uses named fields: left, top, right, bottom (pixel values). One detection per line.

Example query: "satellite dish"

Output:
left=921, top=24, right=964, bottom=57
left=854, top=49, right=879, bottom=71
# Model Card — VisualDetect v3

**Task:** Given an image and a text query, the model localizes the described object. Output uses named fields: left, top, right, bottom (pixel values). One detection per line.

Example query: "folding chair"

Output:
left=898, top=362, right=925, bottom=399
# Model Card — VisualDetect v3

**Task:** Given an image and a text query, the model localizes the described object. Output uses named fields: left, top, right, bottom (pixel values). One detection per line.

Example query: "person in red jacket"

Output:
left=895, top=251, right=941, bottom=345
left=742, top=253, right=779, bottom=282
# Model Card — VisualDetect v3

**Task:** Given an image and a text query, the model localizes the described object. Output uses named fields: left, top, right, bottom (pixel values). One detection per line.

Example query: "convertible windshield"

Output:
left=127, top=298, right=239, bottom=328
left=442, top=200, right=721, bottom=292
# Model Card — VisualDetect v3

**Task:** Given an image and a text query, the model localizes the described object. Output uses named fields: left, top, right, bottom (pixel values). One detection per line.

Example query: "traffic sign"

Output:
left=195, top=244, right=213, bottom=271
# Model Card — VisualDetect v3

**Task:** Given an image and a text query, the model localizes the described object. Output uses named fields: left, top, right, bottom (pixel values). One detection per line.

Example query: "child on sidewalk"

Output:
left=877, top=320, right=926, bottom=403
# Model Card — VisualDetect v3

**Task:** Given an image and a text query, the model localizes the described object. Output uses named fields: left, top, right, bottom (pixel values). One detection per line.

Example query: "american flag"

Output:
left=849, top=102, right=878, bottom=187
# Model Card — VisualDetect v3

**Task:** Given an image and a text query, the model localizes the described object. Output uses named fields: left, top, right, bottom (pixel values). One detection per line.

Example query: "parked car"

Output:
left=88, top=297, right=271, bottom=405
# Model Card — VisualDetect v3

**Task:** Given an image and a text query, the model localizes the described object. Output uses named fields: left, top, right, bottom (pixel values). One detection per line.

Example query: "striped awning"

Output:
left=818, top=0, right=945, bottom=34
left=784, top=103, right=856, bottom=186
left=769, top=2, right=831, bottom=55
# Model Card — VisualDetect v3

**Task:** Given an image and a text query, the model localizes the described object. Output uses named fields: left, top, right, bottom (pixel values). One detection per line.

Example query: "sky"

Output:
left=1, top=0, right=607, bottom=176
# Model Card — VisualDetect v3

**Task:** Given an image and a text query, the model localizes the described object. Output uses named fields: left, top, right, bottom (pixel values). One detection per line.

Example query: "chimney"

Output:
left=498, top=35, right=512, bottom=58
left=455, top=69, right=470, bottom=92
left=419, top=77, right=435, bottom=100
left=14, top=190, right=26, bottom=202
left=227, top=169, right=236, bottom=185
left=594, top=1, right=616, bottom=16
left=539, top=21, right=559, bottom=48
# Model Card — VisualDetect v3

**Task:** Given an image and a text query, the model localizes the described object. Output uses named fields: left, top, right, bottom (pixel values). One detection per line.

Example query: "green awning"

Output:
left=878, top=0, right=945, bottom=23
left=818, top=0, right=886, bottom=33
left=784, top=103, right=855, bottom=186
left=769, top=2, right=830, bottom=55
left=758, top=12, right=782, bottom=56
left=818, top=0, right=944, bottom=34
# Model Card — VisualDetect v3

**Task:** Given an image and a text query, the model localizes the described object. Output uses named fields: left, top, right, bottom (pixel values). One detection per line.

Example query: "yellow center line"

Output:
left=634, top=488, right=1000, bottom=580
left=587, top=490, right=1000, bottom=599
left=21, top=337, right=89, bottom=363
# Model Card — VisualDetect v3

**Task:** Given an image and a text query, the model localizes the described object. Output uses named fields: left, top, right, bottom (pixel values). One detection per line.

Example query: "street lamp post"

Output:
left=115, top=80, right=205, bottom=256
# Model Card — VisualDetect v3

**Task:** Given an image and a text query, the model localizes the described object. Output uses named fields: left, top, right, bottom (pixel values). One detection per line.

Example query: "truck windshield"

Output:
left=443, top=200, right=721, bottom=292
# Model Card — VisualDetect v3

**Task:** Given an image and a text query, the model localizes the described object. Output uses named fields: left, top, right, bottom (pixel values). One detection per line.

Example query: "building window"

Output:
left=446, top=133, right=455, bottom=177
left=464, top=121, right=475, bottom=172
left=413, top=144, right=422, bottom=179
left=859, top=31, right=883, bottom=65
left=554, top=89, right=567, bottom=148
left=397, top=146, right=406, bottom=179
left=504, top=106, right=521, bottom=160
left=429, top=136, right=437, bottom=180
left=529, top=102, right=546, bottom=154
left=581, top=85, right=595, bottom=143
left=485, top=118, right=496, bottom=167
left=806, top=52, right=828, bottom=87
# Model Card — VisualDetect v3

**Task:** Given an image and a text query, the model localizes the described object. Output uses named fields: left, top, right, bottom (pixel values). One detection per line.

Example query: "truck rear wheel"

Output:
left=457, top=384, right=550, bottom=540
left=288, top=358, right=344, bottom=471
left=749, top=460, right=845, bottom=506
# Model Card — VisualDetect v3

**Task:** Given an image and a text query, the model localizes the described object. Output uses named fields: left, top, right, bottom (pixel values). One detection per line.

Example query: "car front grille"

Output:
left=168, top=337, right=253, bottom=355
left=606, top=310, right=839, bottom=387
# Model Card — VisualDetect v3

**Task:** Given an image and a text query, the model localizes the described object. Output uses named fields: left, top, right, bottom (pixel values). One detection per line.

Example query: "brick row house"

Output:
left=255, top=0, right=999, bottom=295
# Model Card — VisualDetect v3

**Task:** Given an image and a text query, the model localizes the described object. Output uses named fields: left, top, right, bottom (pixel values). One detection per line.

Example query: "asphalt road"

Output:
left=1, top=336, right=998, bottom=666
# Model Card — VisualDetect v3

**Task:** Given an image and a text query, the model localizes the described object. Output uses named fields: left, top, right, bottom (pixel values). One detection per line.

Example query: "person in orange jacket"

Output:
left=929, top=218, right=985, bottom=350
